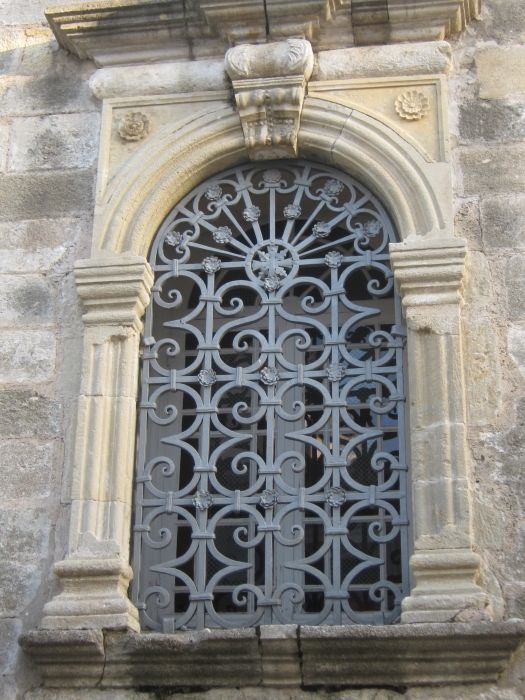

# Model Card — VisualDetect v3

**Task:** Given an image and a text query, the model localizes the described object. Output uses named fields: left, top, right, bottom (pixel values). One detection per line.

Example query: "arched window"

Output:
left=132, top=161, right=409, bottom=631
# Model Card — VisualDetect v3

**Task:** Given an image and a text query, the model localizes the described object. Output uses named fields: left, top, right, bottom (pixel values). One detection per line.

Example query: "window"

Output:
left=132, top=161, right=409, bottom=632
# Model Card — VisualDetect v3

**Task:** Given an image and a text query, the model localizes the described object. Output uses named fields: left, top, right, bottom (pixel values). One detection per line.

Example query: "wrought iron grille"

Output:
left=132, top=161, right=409, bottom=631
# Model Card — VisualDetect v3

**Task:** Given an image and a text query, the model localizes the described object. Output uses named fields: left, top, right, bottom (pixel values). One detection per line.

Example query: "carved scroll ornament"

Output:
left=225, top=39, right=314, bottom=160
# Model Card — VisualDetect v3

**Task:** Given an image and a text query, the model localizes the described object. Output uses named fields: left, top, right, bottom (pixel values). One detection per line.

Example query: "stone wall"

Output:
left=0, top=0, right=524, bottom=698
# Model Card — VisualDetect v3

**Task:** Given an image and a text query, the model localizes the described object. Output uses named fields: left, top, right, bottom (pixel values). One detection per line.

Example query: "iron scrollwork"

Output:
left=132, top=161, right=409, bottom=631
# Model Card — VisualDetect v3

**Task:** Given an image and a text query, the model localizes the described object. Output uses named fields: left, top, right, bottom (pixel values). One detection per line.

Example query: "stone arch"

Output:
left=94, top=98, right=449, bottom=258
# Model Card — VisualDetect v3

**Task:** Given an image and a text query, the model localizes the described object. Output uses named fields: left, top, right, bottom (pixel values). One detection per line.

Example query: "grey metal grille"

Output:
left=132, top=161, right=409, bottom=631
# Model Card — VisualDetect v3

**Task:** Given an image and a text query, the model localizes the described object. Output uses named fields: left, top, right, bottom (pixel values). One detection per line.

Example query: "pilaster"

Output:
left=390, top=237, right=488, bottom=623
left=41, top=256, right=153, bottom=632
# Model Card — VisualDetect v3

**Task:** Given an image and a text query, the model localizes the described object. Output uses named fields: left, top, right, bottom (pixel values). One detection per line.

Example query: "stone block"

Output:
left=0, top=217, right=92, bottom=273
left=0, top=561, right=42, bottom=617
left=0, top=0, right=50, bottom=26
left=480, top=194, right=525, bottom=248
left=506, top=255, right=525, bottom=322
left=0, top=119, right=7, bottom=172
left=476, top=46, right=525, bottom=100
left=508, top=326, right=525, bottom=379
left=314, top=41, right=452, bottom=81
left=26, top=690, right=157, bottom=700
left=0, top=274, right=55, bottom=326
left=0, top=247, right=68, bottom=275
left=8, top=112, right=100, bottom=172
left=454, top=198, right=482, bottom=249
left=0, top=48, right=96, bottom=117
left=0, top=329, right=56, bottom=383
left=459, top=100, right=525, bottom=143
left=0, top=439, right=55, bottom=499
left=0, top=170, right=94, bottom=222
left=480, top=0, right=525, bottom=41
left=463, top=316, right=501, bottom=427
left=0, top=388, right=61, bottom=438
left=503, top=582, right=525, bottom=620
left=457, top=144, right=525, bottom=196
left=0, top=506, right=50, bottom=564
left=0, top=618, right=22, bottom=676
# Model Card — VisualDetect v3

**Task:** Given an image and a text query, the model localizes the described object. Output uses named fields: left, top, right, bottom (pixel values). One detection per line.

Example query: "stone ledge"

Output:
left=20, top=621, right=525, bottom=690
left=45, top=0, right=479, bottom=67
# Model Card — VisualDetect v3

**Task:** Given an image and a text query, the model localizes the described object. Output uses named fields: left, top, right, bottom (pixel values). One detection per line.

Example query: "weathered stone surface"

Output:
left=0, top=506, right=50, bottom=563
left=0, top=217, right=91, bottom=254
left=457, top=144, right=525, bottom=196
left=8, top=112, right=100, bottom=171
left=0, top=561, right=42, bottom=615
left=476, top=46, right=525, bottom=99
left=459, top=101, right=525, bottom=143
left=0, top=329, right=56, bottom=383
left=0, top=618, right=22, bottom=676
left=0, top=439, right=55, bottom=499
left=0, top=389, right=61, bottom=438
left=479, top=0, right=525, bottom=40
left=26, top=692, right=157, bottom=700
left=0, top=51, right=96, bottom=117
left=455, top=198, right=482, bottom=249
left=0, top=120, right=7, bottom=172
left=0, top=171, right=94, bottom=221
left=505, top=255, right=525, bottom=322
left=0, top=274, right=55, bottom=325
left=464, top=316, right=501, bottom=426
left=480, top=195, right=525, bottom=248
left=508, top=326, right=525, bottom=379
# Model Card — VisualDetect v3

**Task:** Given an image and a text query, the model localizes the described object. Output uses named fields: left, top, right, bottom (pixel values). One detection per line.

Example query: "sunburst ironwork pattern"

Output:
left=132, top=161, right=409, bottom=631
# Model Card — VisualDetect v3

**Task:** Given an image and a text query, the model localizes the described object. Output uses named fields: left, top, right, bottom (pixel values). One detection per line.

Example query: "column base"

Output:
left=401, top=549, right=489, bottom=624
left=41, top=557, right=140, bottom=632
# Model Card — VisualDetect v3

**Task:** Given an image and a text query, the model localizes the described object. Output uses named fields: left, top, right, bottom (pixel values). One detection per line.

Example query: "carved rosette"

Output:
left=225, top=39, right=314, bottom=160
left=117, top=111, right=150, bottom=141
left=394, top=91, right=430, bottom=121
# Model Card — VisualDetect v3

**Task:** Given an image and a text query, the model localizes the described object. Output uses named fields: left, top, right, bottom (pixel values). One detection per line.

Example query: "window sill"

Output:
left=20, top=620, right=525, bottom=690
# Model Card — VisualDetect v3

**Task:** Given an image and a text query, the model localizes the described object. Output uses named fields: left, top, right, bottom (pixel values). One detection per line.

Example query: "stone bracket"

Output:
left=20, top=622, right=525, bottom=689
left=225, top=39, right=314, bottom=160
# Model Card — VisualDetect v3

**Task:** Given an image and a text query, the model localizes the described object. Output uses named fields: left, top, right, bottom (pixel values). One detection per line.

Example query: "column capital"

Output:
left=75, top=255, right=154, bottom=330
left=389, top=237, right=467, bottom=307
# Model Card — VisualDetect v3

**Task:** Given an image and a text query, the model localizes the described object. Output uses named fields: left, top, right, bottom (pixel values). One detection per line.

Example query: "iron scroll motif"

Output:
left=132, top=161, right=409, bottom=631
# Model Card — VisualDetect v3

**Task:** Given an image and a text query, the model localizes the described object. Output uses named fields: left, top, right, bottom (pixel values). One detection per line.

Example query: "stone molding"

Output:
left=45, top=0, right=480, bottom=66
left=225, top=39, right=314, bottom=159
left=390, top=236, right=466, bottom=306
left=20, top=622, right=525, bottom=689
left=88, top=42, right=453, bottom=101
left=75, top=255, right=153, bottom=330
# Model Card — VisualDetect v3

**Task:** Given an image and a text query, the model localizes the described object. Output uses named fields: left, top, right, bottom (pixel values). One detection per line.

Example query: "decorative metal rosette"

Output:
left=260, top=367, right=280, bottom=385
left=198, top=369, right=217, bottom=386
left=259, top=489, right=279, bottom=509
left=243, top=205, right=261, bottom=222
left=193, top=490, right=214, bottom=510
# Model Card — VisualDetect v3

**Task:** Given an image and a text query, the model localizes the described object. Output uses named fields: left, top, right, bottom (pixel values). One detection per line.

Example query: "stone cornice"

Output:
left=45, top=0, right=480, bottom=67
left=20, top=621, right=525, bottom=689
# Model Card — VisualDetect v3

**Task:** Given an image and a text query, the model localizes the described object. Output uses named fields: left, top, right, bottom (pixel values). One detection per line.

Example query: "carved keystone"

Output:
left=225, top=39, right=314, bottom=160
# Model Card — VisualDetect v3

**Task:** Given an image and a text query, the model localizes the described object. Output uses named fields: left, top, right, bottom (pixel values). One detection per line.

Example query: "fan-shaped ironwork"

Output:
left=132, top=161, right=409, bottom=631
